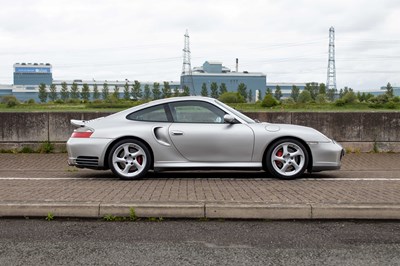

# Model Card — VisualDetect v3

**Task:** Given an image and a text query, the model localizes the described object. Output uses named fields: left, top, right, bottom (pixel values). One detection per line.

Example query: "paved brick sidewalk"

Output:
left=0, top=153, right=400, bottom=219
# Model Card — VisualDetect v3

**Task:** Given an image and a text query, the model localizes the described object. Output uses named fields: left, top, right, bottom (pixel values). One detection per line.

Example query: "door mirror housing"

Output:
left=224, top=114, right=237, bottom=124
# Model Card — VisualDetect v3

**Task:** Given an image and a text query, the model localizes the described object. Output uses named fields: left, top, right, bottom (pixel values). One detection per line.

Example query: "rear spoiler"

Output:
left=71, top=119, right=86, bottom=127
left=71, top=117, right=104, bottom=127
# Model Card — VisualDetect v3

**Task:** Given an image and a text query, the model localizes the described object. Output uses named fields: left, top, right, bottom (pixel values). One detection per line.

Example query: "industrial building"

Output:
left=266, top=83, right=307, bottom=98
left=13, top=63, right=52, bottom=86
left=181, top=61, right=266, bottom=99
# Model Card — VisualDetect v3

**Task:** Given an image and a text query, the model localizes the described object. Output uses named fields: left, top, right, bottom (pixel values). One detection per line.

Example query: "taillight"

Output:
left=71, top=128, right=94, bottom=138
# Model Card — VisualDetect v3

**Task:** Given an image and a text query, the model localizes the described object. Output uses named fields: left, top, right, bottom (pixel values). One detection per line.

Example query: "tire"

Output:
left=108, top=139, right=151, bottom=180
left=265, top=138, right=309, bottom=180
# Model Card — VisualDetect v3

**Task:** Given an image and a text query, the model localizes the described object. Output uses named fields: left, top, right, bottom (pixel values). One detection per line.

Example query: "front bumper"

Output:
left=309, top=140, right=344, bottom=172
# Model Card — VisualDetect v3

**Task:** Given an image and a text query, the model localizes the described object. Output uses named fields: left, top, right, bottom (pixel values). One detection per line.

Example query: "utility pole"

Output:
left=181, top=29, right=195, bottom=95
left=327, top=26, right=337, bottom=91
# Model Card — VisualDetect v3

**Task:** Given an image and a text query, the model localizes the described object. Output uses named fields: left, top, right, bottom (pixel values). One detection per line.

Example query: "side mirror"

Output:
left=224, top=114, right=237, bottom=124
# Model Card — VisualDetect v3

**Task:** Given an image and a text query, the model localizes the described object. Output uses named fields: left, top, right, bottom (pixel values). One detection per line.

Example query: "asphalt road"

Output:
left=0, top=220, right=399, bottom=265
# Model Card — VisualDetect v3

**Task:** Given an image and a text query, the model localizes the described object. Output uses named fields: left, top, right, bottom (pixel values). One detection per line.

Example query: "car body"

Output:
left=67, top=96, right=344, bottom=180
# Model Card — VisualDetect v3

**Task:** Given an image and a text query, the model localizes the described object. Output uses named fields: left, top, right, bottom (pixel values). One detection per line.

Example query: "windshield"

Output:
left=214, top=100, right=256, bottom=124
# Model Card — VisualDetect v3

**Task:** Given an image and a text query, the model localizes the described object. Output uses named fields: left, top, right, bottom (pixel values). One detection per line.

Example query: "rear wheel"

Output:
left=266, top=138, right=308, bottom=180
left=108, top=139, right=151, bottom=180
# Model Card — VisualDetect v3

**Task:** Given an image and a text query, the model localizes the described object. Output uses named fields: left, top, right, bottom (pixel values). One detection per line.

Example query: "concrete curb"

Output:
left=206, top=203, right=311, bottom=219
left=100, top=202, right=205, bottom=218
left=1, top=201, right=400, bottom=220
left=311, top=204, right=400, bottom=219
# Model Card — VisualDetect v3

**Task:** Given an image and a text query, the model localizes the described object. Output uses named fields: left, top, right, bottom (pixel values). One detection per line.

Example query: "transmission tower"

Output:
left=181, top=29, right=195, bottom=95
left=326, top=26, right=337, bottom=91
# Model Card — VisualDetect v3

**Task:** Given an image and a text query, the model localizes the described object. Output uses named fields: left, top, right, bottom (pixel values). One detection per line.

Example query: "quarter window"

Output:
left=127, top=104, right=169, bottom=122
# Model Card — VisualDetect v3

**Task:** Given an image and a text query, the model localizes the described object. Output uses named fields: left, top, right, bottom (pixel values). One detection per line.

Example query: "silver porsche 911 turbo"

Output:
left=67, top=96, right=344, bottom=180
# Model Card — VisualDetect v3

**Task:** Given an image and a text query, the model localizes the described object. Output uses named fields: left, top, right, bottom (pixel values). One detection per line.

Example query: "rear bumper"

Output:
left=67, top=137, right=113, bottom=169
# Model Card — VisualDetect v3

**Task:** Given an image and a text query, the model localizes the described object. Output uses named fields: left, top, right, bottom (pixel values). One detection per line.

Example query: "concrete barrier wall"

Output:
left=1, top=112, right=399, bottom=152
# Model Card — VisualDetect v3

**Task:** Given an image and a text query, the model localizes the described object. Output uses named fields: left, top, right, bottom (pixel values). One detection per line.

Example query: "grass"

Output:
left=230, top=102, right=400, bottom=112
left=1, top=101, right=399, bottom=112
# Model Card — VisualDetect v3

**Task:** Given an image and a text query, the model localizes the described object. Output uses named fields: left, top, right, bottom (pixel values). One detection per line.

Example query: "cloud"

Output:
left=0, top=0, right=399, bottom=89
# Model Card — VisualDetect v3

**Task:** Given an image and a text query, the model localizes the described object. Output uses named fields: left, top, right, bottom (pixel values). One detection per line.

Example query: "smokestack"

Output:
left=236, top=58, right=239, bottom=72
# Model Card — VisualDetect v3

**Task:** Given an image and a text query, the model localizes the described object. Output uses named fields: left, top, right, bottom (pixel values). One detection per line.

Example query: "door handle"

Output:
left=171, top=130, right=184, bottom=136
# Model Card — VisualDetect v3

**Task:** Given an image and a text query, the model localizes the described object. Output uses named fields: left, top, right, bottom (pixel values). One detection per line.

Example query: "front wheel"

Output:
left=108, top=139, right=151, bottom=180
left=265, top=139, right=309, bottom=180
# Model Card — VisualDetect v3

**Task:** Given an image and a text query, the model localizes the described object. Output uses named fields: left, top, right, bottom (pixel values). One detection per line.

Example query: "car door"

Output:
left=168, top=100, right=254, bottom=162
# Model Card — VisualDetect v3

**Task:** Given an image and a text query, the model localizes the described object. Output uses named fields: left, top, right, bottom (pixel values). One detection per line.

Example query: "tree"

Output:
left=173, top=87, right=180, bottom=97
left=201, top=83, right=208, bottom=97
left=210, top=82, right=219, bottom=98
left=123, top=82, right=130, bottom=100
left=162, top=81, right=172, bottom=98
left=152, top=82, right=161, bottom=100
left=304, top=82, right=319, bottom=100
left=102, top=83, right=109, bottom=100
left=315, top=94, right=327, bottom=104
left=70, top=82, right=79, bottom=99
left=298, top=90, right=312, bottom=103
left=131, top=80, right=142, bottom=100
left=49, top=84, right=57, bottom=102
left=81, top=83, right=90, bottom=102
left=342, top=91, right=357, bottom=104
left=266, top=88, right=272, bottom=95
left=181, top=85, right=190, bottom=96
left=143, top=84, right=151, bottom=100
left=386, top=82, right=394, bottom=98
left=326, top=88, right=337, bottom=102
left=291, top=85, right=300, bottom=102
left=319, top=83, right=326, bottom=95
left=93, top=84, right=100, bottom=100
left=219, top=83, right=227, bottom=95
left=38, top=83, right=48, bottom=103
left=237, top=83, right=247, bottom=101
left=339, top=88, right=344, bottom=99
left=248, top=89, right=253, bottom=102
left=274, top=85, right=282, bottom=101
left=113, top=85, right=120, bottom=100
left=60, top=82, right=69, bottom=102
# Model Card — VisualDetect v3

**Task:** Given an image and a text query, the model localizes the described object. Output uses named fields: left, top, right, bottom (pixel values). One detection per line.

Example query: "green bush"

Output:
left=297, top=90, right=312, bottom=103
left=335, top=99, right=346, bottom=106
left=342, top=91, right=357, bottom=104
left=26, top=99, right=36, bottom=104
left=54, top=99, right=64, bottom=104
left=386, top=101, right=396, bottom=109
left=218, top=92, right=246, bottom=103
left=1, top=95, right=19, bottom=107
left=37, top=141, right=54, bottom=153
left=261, top=94, right=278, bottom=107
left=368, top=94, right=389, bottom=105
left=315, top=94, right=327, bottom=104
left=281, top=97, right=295, bottom=105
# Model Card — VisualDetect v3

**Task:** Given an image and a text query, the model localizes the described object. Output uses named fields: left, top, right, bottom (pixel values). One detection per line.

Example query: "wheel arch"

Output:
left=262, top=136, right=313, bottom=172
left=103, top=136, right=155, bottom=170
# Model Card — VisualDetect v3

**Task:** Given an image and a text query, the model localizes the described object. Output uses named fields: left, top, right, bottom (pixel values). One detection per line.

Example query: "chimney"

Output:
left=236, top=58, right=239, bottom=72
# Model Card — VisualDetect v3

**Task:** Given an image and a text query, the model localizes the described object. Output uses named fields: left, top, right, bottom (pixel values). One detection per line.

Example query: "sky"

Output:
left=0, top=0, right=399, bottom=91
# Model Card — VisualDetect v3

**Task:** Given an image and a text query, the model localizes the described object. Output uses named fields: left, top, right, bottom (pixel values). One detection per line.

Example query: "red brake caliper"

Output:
left=137, top=156, right=143, bottom=165
left=275, top=149, right=283, bottom=168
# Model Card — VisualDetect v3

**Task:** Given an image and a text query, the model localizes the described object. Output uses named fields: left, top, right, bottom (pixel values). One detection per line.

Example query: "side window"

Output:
left=169, top=101, right=226, bottom=123
left=127, top=104, right=169, bottom=122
